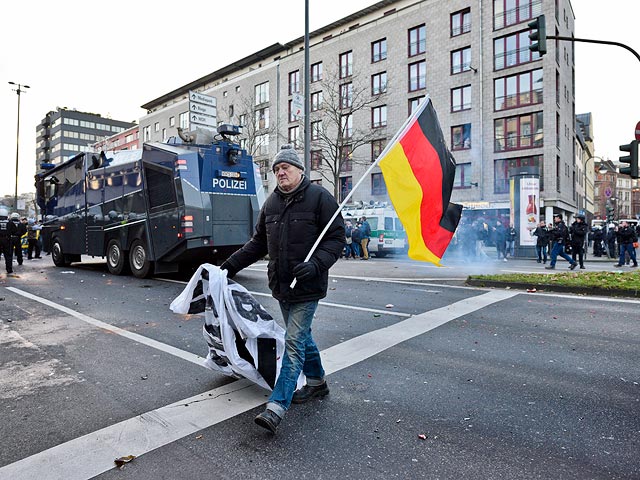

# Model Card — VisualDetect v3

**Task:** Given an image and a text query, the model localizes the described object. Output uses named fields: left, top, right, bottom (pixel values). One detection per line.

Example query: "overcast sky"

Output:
left=1, top=0, right=637, bottom=196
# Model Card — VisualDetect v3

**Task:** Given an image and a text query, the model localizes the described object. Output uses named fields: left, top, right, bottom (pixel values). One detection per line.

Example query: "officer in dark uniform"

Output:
left=10, top=213, right=27, bottom=266
left=569, top=214, right=589, bottom=269
left=0, top=208, right=17, bottom=274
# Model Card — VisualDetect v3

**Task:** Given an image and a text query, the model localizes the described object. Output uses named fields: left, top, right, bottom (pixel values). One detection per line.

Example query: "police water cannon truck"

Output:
left=36, top=124, right=264, bottom=278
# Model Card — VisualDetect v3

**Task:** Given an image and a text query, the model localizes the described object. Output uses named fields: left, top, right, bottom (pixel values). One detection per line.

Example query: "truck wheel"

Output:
left=106, top=239, right=129, bottom=275
left=129, top=240, right=152, bottom=278
left=52, top=240, right=71, bottom=267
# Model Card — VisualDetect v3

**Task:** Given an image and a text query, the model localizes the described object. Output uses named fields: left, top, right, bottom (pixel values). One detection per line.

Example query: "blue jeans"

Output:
left=618, top=243, right=638, bottom=265
left=535, top=245, right=547, bottom=262
left=267, top=300, right=324, bottom=418
left=506, top=240, right=515, bottom=257
left=550, top=242, right=575, bottom=267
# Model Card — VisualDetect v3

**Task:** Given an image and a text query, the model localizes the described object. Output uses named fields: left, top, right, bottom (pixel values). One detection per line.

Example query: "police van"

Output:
left=342, top=202, right=407, bottom=257
left=36, top=124, right=264, bottom=277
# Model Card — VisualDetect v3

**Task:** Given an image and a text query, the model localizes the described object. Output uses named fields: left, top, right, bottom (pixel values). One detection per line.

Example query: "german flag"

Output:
left=378, top=97, right=462, bottom=265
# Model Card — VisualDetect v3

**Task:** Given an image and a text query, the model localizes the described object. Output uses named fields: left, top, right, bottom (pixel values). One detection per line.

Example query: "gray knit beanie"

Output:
left=272, top=144, right=304, bottom=172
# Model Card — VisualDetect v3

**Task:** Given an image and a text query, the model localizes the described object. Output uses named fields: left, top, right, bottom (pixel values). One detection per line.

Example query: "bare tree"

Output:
left=309, top=66, right=387, bottom=199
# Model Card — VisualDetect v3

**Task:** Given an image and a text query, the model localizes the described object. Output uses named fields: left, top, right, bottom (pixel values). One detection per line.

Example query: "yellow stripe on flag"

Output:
left=379, top=143, right=442, bottom=265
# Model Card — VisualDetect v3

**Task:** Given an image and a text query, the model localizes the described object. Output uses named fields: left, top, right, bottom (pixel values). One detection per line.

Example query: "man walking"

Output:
left=221, top=145, right=345, bottom=434
left=546, top=213, right=578, bottom=270
left=569, top=214, right=589, bottom=269
left=359, top=216, right=371, bottom=260
left=613, top=220, right=638, bottom=268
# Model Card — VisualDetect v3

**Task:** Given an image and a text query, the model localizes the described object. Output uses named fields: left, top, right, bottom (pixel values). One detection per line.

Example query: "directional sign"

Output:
left=189, top=91, right=216, bottom=107
left=635, top=121, right=640, bottom=141
left=291, top=93, right=304, bottom=118
left=191, top=113, right=216, bottom=128
left=190, top=102, right=216, bottom=117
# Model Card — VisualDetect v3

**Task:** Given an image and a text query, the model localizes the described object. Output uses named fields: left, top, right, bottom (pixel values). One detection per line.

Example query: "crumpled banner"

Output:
left=170, top=264, right=303, bottom=391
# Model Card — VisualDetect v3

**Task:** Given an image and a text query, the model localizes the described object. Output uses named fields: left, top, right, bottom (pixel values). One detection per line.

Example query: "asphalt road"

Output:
left=0, top=254, right=638, bottom=479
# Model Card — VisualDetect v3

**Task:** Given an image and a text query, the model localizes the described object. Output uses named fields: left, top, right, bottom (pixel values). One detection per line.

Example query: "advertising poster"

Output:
left=519, top=177, right=539, bottom=246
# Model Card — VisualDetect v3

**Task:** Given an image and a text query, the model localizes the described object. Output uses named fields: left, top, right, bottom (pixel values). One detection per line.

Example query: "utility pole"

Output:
left=8, top=81, right=30, bottom=211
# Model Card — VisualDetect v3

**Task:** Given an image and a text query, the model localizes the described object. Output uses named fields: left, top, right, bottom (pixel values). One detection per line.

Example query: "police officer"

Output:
left=545, top=213, right=578, bottom=270
left=10, top=213, right=27, bottom=266
left=569, top=214, right=589, bottom=269
left=0, top=208, right=17, bottom=274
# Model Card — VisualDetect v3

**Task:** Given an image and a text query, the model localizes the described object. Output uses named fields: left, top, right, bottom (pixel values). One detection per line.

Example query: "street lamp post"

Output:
left=8, top=81, right=30, bottom=211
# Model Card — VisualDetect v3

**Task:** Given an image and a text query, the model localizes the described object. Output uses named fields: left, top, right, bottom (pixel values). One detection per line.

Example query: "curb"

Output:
left=465, top=278, right=640, bottom=298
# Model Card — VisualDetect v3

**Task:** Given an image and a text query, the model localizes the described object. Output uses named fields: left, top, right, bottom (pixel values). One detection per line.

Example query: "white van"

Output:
left=342, top=203, right=407, bottom=257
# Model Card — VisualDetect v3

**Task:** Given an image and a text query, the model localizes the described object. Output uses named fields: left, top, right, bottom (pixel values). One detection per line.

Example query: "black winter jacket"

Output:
left=532, top=226, right=549, bottom=247
left=549, top=221, right=569, bottom=244
left=616, top=226, right=638, bottom=245
left=569, top=221, right=589, bottom=246
left=224, top=176, right=345, bottom=303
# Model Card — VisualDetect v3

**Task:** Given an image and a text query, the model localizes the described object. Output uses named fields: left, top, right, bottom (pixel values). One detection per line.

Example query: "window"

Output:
left=451, top=8, right=471, bottom=36
left=236, top=86, right=241, bottom=92
left=288, top=126, right=300, bottom=148
left=453, top=163, right=472, bottom=188
left=494, top=0, right=542, bottom=30
left=408, top=96, right=425, bottom=115
left=372, top=38, right=387, bottom=62
left=494, top=68, right=543, bottom=110
left=256, top=133, right=269, bottom=156
left=154, top=122, right=160, bottom=132
left=340, top=145, right=353, bottom=171
left=311, top=91, right=323, bottom=112
left=288, top=100, right=297, bottom=122
left=311, top=62, right=323, bottom=82
left=494, top=111, right=543, bottom=151
left=288, top=70, right=300, bottom=95
left=169, top=116, right=175, bottom=127
left=372, top=105, right=387, bottom=128
left=340, top=176, right=353, bottom=202
left=408, top=61, right=426, bottom=91
left=408, top=24, right=426, bottom=57
left=372, top=72, right=387, bottom=95
left=311, top=150, right=323, bottom=170
left=229, top=105, right=234, bottom=118
left=495, top=155, right=544, bottom=193
left=162, top=128, right=167, bottom=141
left=451, top=47, right=471, bottom=74
left=494, top=30, right=540, bottom=70
left=311, top=120, right=322, bottom=141
left=255, top=107, right=269, bottom=130
left=239, top=114, right=247, bottom=127
left=451, top=85, right=471, bottom=111
left=143, top=125, right=151, bottom=141
left=340, top=83, right=353, bottom=109
left=341, top=114, right=353, bottom=139
left=371, top=139, right=386, bottom=162
left=371, top=172, right=387, bottom=195
left=339, top=51, right=353, bottom=78
left=255, top=81, right=269, bottom=105
left=178, top=112, right=189, bottom=130
left=452, top=124, right=471, bottom=150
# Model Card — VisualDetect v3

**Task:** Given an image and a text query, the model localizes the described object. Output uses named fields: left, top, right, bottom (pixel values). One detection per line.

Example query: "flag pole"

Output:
left=290, top=97, right=431, bottom=287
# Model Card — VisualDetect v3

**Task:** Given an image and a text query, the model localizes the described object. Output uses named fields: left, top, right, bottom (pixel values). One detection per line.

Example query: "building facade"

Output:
left=35, top=108, right=136, bottom=170
left=92, top=125, right=140, bottom=152
left=139, top=0, right=577, bottom=222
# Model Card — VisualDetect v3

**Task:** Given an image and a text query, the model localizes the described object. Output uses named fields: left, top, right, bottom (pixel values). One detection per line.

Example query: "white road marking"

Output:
left=5, top=287, right=204, bottom=367
left=0, top=290, right=516, bottom=480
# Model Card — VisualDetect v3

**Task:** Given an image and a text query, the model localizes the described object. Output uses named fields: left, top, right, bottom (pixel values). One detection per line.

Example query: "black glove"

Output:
left=220, top=261, right=238, bottom=279
left=292, top=261, right=318, bottom=282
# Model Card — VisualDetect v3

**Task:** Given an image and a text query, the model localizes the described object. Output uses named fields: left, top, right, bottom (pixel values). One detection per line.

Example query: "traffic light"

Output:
left=619, top=140, right=639, bottom=179
left=606, top=206, right=615, bottom=223
left=528, top=14, right=547, bottom=56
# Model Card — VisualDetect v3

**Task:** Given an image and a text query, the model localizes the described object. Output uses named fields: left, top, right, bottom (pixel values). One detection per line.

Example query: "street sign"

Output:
left=189, top=91, right=216, bottom=107
left=291, top=93, right=304, bottom=118
left=190, top=102, right=216, bottom=117
left=635, top=121, right=640, bottom=141
left=190, top=113, right=216, bottom=128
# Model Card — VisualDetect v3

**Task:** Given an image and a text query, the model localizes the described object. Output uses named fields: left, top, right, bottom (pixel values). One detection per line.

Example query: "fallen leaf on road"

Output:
left=114, top=455, right=136, bottom=469
left=527, top=288, right=537, bottom=293
left=385, top=304, right=394, bottom=308
left=373, top=314, right=380, bottom=317
left=195, top=434, right=203, bottom=440
left=418, top=434, right=427, bottom=440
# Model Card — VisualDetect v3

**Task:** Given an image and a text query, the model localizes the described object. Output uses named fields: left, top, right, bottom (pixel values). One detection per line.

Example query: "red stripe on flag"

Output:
left=399, top=121, right=455, bottom=258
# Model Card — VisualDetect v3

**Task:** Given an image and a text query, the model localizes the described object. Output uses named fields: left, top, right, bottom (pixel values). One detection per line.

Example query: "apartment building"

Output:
left=35, top=108, right=136, bottom=169
left=139, top=0, right=576, bottom=222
